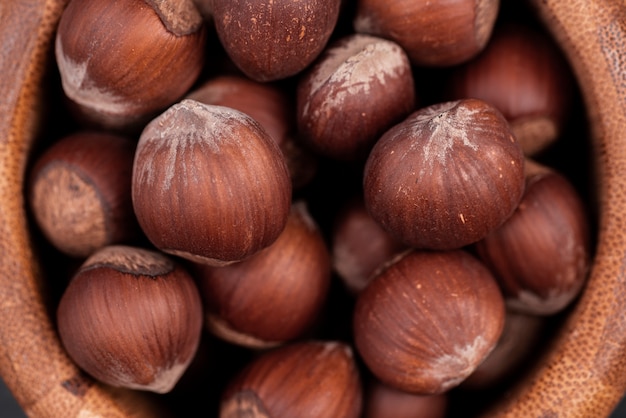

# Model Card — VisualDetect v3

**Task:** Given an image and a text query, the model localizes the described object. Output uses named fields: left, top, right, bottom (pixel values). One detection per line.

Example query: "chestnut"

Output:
left=446, top=23, right=575, bottom=155
left=211, top=0, right=341, bottom=81
left=363, top=98, right=525, bottom=250
left=220, top=341, right=363, bottom=417
left=186, top=74, right=318, bottom=189
left=131, top=99, right=292, bottom=266
left=28, top=131, right=139, bottom=258
left=55, top=0, right=206, bottom=131
left=473, top=160, right=591, bottom=315
left=353, top=249, right=505, bottom=395
left=297, top=33, right=415, bottom=160
left=56, top=245, right=204, bottom=393
left=194, top=201, right=331, bottom=349
left=331, top=195, right=407, bottom=294
left=353, top=0, right=500, bottom=67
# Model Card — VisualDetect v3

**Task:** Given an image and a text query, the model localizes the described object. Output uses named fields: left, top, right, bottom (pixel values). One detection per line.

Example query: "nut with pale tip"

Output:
left=353, top=0, right=500, bottom=67
left=297, top=33, right=415, bottom=160
left=353, top=249, right=506, bottom=395
left=56, top=245, right=204, bottom=394
left=131, top=99, right=292, bottom=267
left=220, top=340, right=363, bottom=418
left=186, top=74, right=318, bottom=189
left=211, top=0, right=342, bottom=81
left=446, top=23, right=575, bottom=156
left=194, top=201, right=331, bottom=349
left=473, top=160, right=591, bottom=315
left=55, top=0, right=206, bottom=131
left=363, top=98, right=526, bottom=250
left=28, top=131, right=140, bottom=258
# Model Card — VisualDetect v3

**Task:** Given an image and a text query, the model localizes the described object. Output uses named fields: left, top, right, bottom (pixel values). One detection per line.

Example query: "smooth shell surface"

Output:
left=55, top=0, right=205, bottom=130
left=3, top=0, right=626, bottom=417
left=297, top=33, right=415, bottom=160
left=212, top=0, right=341, bottom=81
left=363, top=99, right=525, bottom=250
left=446, top=23, right=574, bottom=155
left=132, top=100, right=292, bottom=266
left=56, top=246, right=203, bottom=394
left=353, top=0, right=499, bottom=66
left=220, top=341, right=363, bottom=418
left=353, top=250, right=505, bottom=395
left=474, top=168, right=591, bottom=315
left=196, top=202, right=331, bottom=347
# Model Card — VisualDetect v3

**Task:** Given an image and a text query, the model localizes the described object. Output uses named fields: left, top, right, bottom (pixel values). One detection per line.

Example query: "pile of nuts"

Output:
left=26, top=0, right=594, bottom=416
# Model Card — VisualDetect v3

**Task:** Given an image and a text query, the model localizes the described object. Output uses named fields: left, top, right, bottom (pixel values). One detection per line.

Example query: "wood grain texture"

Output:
left=481, top=0, right=626, bottom=416
left=0, top=1, right=164, bottom=416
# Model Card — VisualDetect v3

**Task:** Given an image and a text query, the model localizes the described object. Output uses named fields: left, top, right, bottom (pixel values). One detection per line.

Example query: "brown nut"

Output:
left=363, top=98, right=525, bottom=250
left=353, top=249, right=505, bottom=395
left=55, top=0, right=206, bottom=131
left=297, top=33, right=415, bottom=160
left=446, top=23, right=575, bottom=155
left=131, top=99, right=292, bottom=266
left=353, top=0, right=499, bottom=67
left=194, top=201, right=331, bottom=349
left=186, top=74, right=318, bottom=189
left=462, top=310, right=546, bottom=390
left=331, top=195, right=407, bottom=294
left=211, top=0, right=341, bottom=81
left=364, top=379, right=448, bottom=418
left=473, top=160, right=591, bottom=315
left=28, top=131, right=139, bottom=258
left=56, top=245, right=204, bottom=393
left=220, top=341, right=363, bottom=417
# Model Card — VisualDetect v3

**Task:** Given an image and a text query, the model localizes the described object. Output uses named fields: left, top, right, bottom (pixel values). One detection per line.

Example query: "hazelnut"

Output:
left=364, top=380, right=448, bottom=418
left=56, top=245, right=204, bottom=393
left=191, top=0, right=213, bottom=21
left=353, top=249, right=505, bottom=395
left=297, top=33, right=415, bottom=160
left=194, top=201, right=331, bottom=349
left=353, top=0, right=499, bottom=67
left=186, top=74, right=318, bottom=189
left=187, top=75, right=293, bottom=147
left=363, top=98, right=525, bottom=250
left=55, top=0, right=206, bottom=131
left=331, top=195, right=407, bottom=294
left=446, top=23, right=574, bottom=155
left=211, top=0, right=341, bottom=81
left=462, top=310, right=546, bottom=390
left=473, top=160, right=591, bottom=315
left=28, top=131, right=140, bottom=258
left=131, top=99, right=292, bottom=266
left=220, top=341, right=363, bottom=417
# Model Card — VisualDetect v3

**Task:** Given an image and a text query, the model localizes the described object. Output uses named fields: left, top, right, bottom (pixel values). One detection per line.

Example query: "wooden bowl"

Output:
left=2, top=0, right=626, bottom=416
